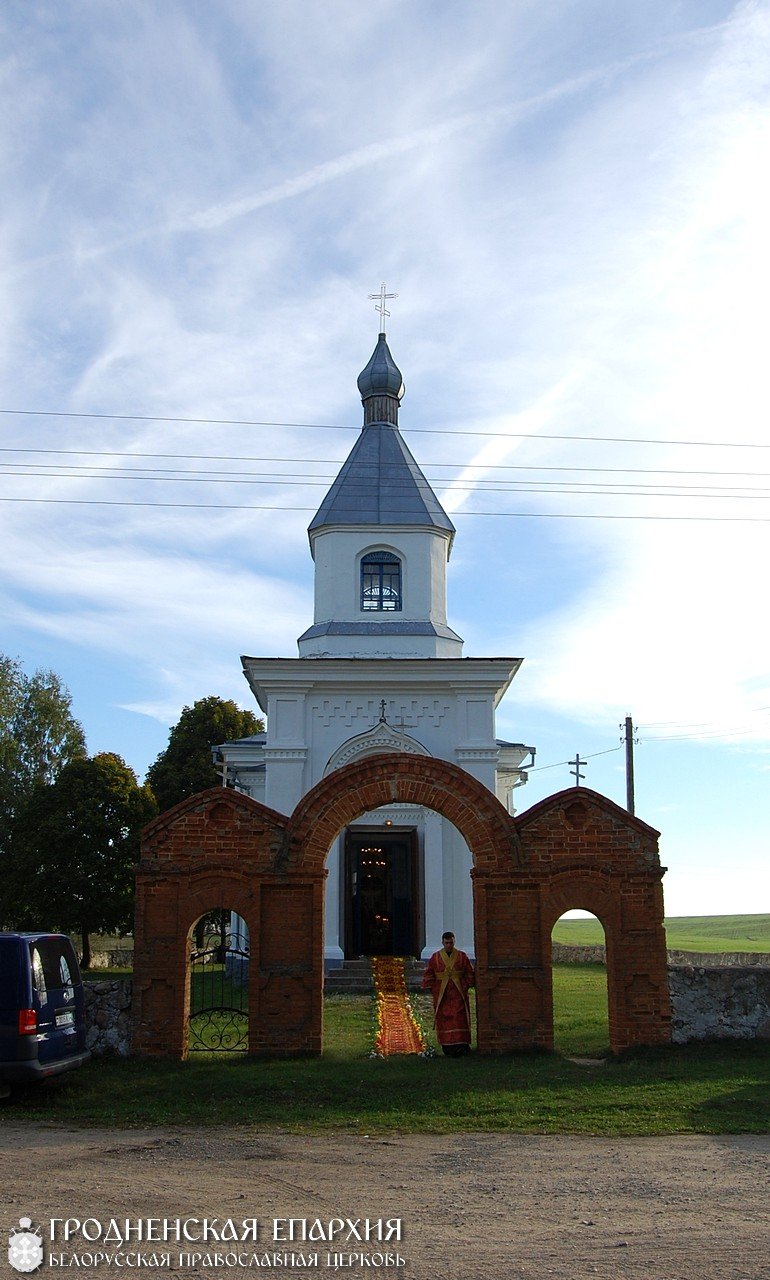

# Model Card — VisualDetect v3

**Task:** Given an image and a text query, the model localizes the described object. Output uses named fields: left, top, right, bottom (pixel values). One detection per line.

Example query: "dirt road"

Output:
left=1, top=1125, right=767, bottom=1280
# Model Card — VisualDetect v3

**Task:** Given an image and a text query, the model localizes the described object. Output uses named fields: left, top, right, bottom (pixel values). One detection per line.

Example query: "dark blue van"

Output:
left=0, top=933, right=90, bottom=1091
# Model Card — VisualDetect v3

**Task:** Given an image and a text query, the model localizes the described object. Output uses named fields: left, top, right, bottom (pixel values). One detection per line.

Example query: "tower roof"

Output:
left=308, top=334, right=455, bottom=541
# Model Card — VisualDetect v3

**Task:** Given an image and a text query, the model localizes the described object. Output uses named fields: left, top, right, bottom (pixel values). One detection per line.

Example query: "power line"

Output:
left=640, top=726, right=768, bottom=742
left=3, top=466, right=770, bottom=502
left=3, top=495, right=770, bottom=521
left=4, top=461, right=770, bottom=497
left=1, top=406, right=769, bottom=449
left=529, top=715, right=770, bottom=773
left=4, top=446, right=770, bottom=481
left=529, top=745, right=623, bottom=772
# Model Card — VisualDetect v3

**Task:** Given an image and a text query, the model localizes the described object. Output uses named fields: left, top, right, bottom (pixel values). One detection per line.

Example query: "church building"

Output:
left=215, top=328, right=534, bottom=966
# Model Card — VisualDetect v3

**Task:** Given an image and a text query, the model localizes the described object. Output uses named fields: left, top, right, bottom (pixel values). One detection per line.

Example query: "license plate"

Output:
left=55, top=1010, right=75, bottom=1028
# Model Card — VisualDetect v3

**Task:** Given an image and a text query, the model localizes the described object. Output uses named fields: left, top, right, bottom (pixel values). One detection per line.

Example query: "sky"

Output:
left=1, top=0, right=769, bottom=919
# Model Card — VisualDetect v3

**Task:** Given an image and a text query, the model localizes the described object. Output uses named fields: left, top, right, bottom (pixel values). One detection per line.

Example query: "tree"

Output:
left=0, top=656, right=86, bottom=796
left=146, top=696, right=264, bottom=812
left=9, top=753, right=157, bottom=967
left=1, top=656, right=87, bottom=923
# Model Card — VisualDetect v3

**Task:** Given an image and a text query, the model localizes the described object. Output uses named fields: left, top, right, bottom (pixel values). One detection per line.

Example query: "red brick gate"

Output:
left=132, top=756, right=670, bottom=1057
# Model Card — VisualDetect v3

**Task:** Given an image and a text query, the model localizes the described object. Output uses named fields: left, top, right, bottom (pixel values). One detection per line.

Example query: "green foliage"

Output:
left=0, top=655, right=87, bottom=926
left=0, top=656, right=86, bottom=797
left=552, top=914, right=770, bottom=953
left=146, top=696, right=264, bottom=812
left=7, top=752, right=156, bottom=964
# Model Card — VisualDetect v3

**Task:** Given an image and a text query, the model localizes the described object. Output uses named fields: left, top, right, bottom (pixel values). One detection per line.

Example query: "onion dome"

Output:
left=357, top=334, right=405, bottom=425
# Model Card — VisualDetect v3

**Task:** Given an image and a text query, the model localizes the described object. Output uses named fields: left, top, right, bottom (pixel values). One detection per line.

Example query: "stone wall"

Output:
left=86, top=948, right=134, bottom=970
left=83, top=978, right=133, bottom=1056
left=553, top=943, right=769, bottom=968
left=83, top=967, right=770, bottom=1055
left=667, top=950, right=769, bottom=968
left=89, top=943, right=769, bottom=970
left=668, top=966, right=770, bottom=1043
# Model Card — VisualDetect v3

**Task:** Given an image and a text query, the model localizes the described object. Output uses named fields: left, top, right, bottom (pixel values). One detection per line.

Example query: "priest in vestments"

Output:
left=422, top=931, right=475, bottom=1056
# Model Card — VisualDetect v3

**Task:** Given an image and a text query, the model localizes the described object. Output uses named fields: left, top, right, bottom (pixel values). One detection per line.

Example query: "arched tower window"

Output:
left=361, top=551, right=402, bottom=612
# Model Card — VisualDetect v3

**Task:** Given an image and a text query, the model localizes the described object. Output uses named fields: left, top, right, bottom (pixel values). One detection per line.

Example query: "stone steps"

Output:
left=324, top=957, right=427, bottom=995
left=325, top=959, right=373, bottom=995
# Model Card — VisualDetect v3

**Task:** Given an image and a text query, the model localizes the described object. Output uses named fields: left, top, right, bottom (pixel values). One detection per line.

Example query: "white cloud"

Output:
left=1, top=0, right=769, bottom=923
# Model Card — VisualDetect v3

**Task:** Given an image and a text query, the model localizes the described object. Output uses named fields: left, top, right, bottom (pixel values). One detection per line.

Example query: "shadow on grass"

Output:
left=4, top=1039, right=768, bottom=1137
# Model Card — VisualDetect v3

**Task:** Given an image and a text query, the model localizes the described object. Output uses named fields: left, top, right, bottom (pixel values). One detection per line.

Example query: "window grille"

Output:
left=361, top=551, right=402, bottom=611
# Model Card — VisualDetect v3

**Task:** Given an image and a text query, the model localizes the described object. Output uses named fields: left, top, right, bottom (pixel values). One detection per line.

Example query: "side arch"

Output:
left=132, top=788, right=320, bottom=1059
left=515, top=788, right=671, bottom=1053
left=283, top=753, right=522, bottom=874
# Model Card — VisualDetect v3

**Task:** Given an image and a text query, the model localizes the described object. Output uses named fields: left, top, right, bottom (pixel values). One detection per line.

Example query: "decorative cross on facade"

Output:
left=379, top=698, right=388, bottom=723
left=569, top=754, right=587, bottom=785
left=369, top=282, right=398, bottom=332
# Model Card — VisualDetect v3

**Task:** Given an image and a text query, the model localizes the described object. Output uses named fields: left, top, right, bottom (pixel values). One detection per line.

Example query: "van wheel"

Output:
left=0, top=1084, right=11, bottom=1101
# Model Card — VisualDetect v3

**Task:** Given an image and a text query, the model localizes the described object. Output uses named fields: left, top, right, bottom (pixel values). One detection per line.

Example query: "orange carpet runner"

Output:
left=372, top=956, right=426, bottom=1056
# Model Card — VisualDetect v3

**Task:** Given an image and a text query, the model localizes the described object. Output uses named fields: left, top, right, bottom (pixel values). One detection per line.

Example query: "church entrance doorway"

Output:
left=344, top=828, right=418, bottom=958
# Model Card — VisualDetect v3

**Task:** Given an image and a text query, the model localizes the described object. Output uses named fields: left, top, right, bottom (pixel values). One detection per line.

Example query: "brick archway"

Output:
left=131, top=788, right=313, bottom=1058
left=133, top=772, right=671, bottom=1059
left=283, top=753, right=522, bottom=873
left=511, top=788, right=672, bottom=1052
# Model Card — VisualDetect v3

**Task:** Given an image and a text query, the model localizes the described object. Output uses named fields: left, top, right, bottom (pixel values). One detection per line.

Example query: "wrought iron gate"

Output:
left=188, top=942, right=249, bottom=1052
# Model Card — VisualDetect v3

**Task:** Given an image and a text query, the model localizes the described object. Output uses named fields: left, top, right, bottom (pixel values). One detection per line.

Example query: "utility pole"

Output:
left=569, top=754, right=586, bottom=786
left=622, top=715, right=636, bottom=815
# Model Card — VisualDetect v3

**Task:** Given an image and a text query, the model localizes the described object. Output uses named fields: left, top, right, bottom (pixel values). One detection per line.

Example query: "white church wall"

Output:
left=325, top=836, right=345, bottom=964
left=253, top=672, right=511, bottom=819
left=437, top=819, right=475, bottom=959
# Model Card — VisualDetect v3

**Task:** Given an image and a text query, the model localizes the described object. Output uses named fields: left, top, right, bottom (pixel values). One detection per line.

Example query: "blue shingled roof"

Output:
left=308, top=422, right=455, bottom=535
left=297, top=619, right=463, bottom=642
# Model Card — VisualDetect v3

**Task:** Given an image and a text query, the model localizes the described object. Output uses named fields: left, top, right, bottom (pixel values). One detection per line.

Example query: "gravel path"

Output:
left=1, top=1125, right=768, bottom=1279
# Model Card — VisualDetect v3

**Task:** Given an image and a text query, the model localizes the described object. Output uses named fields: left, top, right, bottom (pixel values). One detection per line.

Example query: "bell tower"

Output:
left=221, top=318, right=532, bottom=967
left=298, top=331, right=463, bottom=658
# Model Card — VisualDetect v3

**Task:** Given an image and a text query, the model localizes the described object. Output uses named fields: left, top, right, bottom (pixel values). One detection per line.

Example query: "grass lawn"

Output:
left=5, top=967, right=768, bottom=1135
left=552, top=913, right=770, bottom=952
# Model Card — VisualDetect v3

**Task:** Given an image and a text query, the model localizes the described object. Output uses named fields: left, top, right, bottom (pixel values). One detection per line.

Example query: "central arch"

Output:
left=283, top=752, right=522, bottom=874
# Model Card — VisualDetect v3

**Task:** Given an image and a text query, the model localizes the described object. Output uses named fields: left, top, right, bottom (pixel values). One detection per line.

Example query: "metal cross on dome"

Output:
left=369, top=282, right=398, bottom=332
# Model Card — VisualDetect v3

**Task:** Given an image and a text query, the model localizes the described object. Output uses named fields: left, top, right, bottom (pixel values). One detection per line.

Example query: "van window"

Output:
left=28, top=939, right=79, bottom=1000
left=30, top=948, right=48, bottom=1002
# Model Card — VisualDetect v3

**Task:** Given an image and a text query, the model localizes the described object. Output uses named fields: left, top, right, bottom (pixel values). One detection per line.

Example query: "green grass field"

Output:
left=552, top=914, right=770, bottom=952
left=5, top=966, right=768, bottom=1135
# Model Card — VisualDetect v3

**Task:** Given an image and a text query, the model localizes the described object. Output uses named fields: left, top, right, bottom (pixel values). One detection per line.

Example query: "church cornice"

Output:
left=243, top=656, right=521, bottom=670
left=242, top=655, right=522, bottom=714
left=456, top=748, right=501, bottom=761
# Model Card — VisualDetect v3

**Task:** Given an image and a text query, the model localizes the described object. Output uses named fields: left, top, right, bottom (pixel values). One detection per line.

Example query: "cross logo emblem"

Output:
left=8, top=1217, right=44, bottom=1274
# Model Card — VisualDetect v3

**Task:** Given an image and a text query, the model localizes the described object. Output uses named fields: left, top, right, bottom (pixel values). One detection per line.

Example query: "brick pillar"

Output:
left=131, top=873, right=189, bottom=1058
left=608, top=874, right=671, bottom=1051
left=250, top=872, right=326, bottom=1057
left=473, top=871, right=550, bottom=1053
